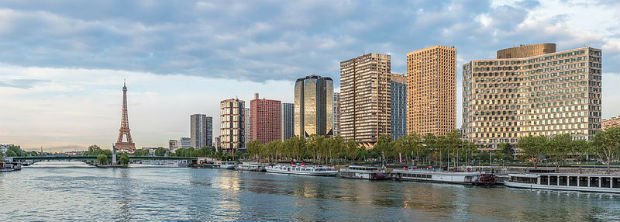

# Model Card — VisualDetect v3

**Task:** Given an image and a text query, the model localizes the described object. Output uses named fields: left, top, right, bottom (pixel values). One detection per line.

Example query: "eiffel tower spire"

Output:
left=115, top=80, right=135, bottom=152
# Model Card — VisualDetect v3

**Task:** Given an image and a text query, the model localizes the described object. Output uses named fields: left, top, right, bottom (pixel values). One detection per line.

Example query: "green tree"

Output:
left=119, top=153, right=129, bottom=165
left=499, top=143, right=514, bottom=160
left=97, top=154, right=108, bottom=165
left=593, top=127, right=620, bottom=173
left=85, top=145, right=103, bottom=156
left=155, top=147, right=167, bottom=156
left=345, top=140, right=359, bottom=161
left=133, top=148, right=150, bottom=156
left=549, top=134, right=573, bottom=170
left=247, top=140, right=263, bottom=161
left=7, top=145, right=24, bottom=157
left=519, top=135, right=549, bottom=168
left=394, top=136, right=409, bottom=163
left=6, top=150, right=17, bottom=157
left=573, top=140, right=592, bottom=162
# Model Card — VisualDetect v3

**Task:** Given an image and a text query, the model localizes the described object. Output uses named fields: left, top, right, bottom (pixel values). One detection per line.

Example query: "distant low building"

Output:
left=602, top=116, right=620, bottom=130
left=168, top=140, right=179, bottom=151
left=0, top=144, right=15, bottom=154
left=214, top=136, right=221, bottom=151
left=179, top=137, right=191, bottom=148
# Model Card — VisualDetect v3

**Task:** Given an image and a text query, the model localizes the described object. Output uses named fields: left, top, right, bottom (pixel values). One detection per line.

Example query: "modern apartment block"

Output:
left=602, top=116, right=620, bottom=130
left=463, top=43, right=602, bottom=147
left=294, top=75, right=334, bottom=137
left=250, top=93, right=281, bottom=144
left=391, top=73, right=407, bottom=141
left=190, top=114, right=212, bottom=148
left=407, top=46, right=457, bottom=136
left=281, top=103, right=294, bottom=140
left=340, top=53, right=391, bottom=146
left=333, top=92, right=341, bottom=136
left=220, top=98, right=246, bottom=152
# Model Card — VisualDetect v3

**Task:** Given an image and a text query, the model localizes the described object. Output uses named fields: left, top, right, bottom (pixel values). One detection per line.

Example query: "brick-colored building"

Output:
left=602, top=116, right=620, bottom=130
left=250, top=93, right=281, bottom=144
left=407, top=46, right=457, bottom=136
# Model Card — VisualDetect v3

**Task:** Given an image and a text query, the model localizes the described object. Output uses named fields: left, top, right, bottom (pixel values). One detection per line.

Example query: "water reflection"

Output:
left=117, top=169, right=132, bottom=222
left=2, top=168, right=620, bottom=221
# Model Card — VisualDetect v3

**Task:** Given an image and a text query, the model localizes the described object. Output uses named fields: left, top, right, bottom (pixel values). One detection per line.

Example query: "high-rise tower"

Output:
left=340, top=53, right=391, bottom=147
left=115, top=81, right=136, bottom=153
left=407, top=46, right=457, bottom=136
left=294, top=75, right=334, bottom=137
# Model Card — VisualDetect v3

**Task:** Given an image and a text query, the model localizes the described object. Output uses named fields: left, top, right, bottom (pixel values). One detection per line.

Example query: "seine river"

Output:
left=2, top=163, right=620, bottom=221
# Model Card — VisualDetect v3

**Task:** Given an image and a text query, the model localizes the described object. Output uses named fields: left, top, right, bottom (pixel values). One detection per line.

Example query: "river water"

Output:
left=1, top=163, right=619, bottom=221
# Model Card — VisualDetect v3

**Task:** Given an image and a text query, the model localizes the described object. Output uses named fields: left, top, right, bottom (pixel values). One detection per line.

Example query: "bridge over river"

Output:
left=11, top=155, right=198, bottom=166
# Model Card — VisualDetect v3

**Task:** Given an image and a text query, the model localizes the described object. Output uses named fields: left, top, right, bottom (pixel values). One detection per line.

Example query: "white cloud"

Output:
left=0, top=64, right=293, bottom=151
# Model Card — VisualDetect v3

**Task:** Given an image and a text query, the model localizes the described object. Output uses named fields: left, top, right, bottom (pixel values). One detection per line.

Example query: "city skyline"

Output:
left=1, top=0, right=619, bottom=150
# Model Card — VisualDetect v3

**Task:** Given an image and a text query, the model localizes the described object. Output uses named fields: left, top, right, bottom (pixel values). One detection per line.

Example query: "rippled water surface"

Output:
left=2, top=165, right=620, bottom=221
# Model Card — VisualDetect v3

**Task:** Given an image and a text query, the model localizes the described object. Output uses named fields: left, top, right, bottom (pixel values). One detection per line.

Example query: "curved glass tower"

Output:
left=294, top=75, right=333, bottom=137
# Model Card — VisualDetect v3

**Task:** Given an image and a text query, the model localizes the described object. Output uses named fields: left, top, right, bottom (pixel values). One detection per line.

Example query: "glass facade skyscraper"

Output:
left=294, top=75, right=334, bottom=137
left=281, top=103, right=294, bottom=140
left=390, top=73, right=407, bottom=141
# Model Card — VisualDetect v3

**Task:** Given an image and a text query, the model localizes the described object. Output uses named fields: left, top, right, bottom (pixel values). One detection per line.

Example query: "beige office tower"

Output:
left=407, top=46, right=457, bottom=136
left=340, top=53, right=391, bottom=147
left=220, top=98, right=245, bottom=152
left=463, top=43, right=602, bottom=148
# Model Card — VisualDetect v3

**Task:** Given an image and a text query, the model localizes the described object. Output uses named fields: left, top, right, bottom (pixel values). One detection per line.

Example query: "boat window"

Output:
left=465, top=176, right=472, bottom=182
left=590, top=177, right=599, bottom=187
left=601, top=177, right=611, bottom=188
left=569, top=176, right=578, bottom=186
left=513, top=176, right=537, bottom=184
left=559, top=176, right=567, bottom=186
left=579, top=177, right=588, bottom=187
left=550, top=176, right=558, bottom=185
left=613, top=178, right=620, bottom=188
left=541, top=176, right=549, bottom=185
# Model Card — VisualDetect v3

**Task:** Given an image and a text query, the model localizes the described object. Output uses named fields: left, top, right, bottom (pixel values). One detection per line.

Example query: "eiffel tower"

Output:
left=114, top=80, right=136, bottom=153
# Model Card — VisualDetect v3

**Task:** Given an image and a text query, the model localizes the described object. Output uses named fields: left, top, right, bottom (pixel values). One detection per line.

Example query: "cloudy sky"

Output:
left=0, top=0, right=618, bottom=151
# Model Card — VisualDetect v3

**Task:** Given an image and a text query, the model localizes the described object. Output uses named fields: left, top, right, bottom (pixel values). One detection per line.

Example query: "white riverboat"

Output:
left=266, top=164, right=338, bottom=176
left=338, top=165, right=388, bottom=180
left=236, top=162, right=266, bottom=172
left=505, top=173, right=620, bottom=194
left=392, top=169, right=496, bottom=185
left=0, top=162, right=22, bottom=172
left=218, top=161, right=237, bottom=170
